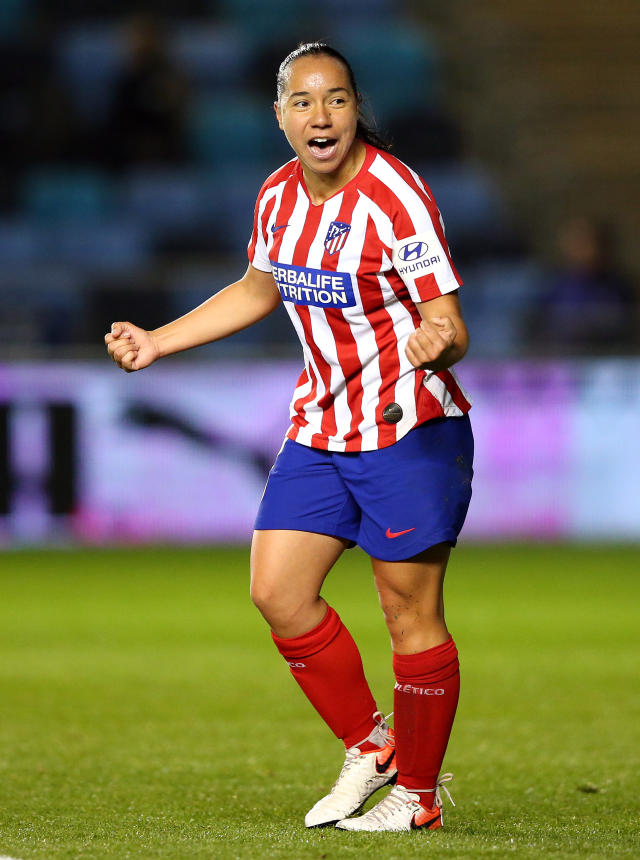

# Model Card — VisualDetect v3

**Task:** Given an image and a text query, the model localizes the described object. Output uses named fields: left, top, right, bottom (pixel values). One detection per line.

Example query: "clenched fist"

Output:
left=405, top=316, right=457, bottom=371
left=104, top=322, right=160, bottom=373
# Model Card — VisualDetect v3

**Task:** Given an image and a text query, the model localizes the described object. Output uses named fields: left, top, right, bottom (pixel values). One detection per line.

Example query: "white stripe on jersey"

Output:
left=370, top=156, right=458, bottom=300
left=406, top=163, right=434, bottom=202
left=370, top=156, right=454, bottom=273
left=370, top=155, right=433, bottom=234
left=305, top=195, right=351, bottom=451
left=407, top=165, right=451, bottom=239
left=252, top=184, right=282, bottom=271
left=376, top=270, right=419, bottom=432
left=264, top=180, right=288, bottom=260
left=358, top=188, right=394, bottom=250
left=448, top=366, right=473, bottom=406
left=423, top=372, right=465, bottom=417
left=334, top=192, right=382, bottom=449
left=278, top=183, right=309, bottom=264
left=277, top=185, right=329, bottom=447
left=354, top=191, right=418, bottom=437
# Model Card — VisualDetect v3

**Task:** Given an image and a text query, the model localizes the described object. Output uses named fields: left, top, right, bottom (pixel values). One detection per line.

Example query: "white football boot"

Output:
left=335, top=774, right=454, bottom=832
left=304, top=711, right=397, bottom=828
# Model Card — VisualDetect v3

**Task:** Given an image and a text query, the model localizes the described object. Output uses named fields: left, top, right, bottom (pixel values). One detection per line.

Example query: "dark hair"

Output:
left=276, top=41, right=392, bottom=152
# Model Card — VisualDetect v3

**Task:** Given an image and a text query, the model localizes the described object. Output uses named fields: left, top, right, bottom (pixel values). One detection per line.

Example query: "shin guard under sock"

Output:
left=393, top=636, right=460, bottom=802
left=271, top=606, right=378, bottom=748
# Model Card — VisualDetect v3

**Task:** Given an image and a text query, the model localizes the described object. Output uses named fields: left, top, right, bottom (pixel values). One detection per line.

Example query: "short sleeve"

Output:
left=391, top=198, right=462, bottom=304
left=247, top=188, right=272, bottom=273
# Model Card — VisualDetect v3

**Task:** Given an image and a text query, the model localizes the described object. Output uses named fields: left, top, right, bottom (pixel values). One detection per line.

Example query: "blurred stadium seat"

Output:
left=55, top=24, right=126, bottom=121
left=215, top=0, right=305, bottom=41
left=22, top=169, right=114, bottom=221
left=210, top=166, right=274, bottom=252
left=462, top=259, right=541, bottom=356
left=0, top=267, right=87, bottom=347
left=122, top=168, right=221, bottom=238
left=169, top=23, right=250, bottom=89
left=320, top=0, right=394, bottom=20
left=0, top=0, right=30, bottom=38
left=416, top=162, right=508, bottom=244
left=188, top=95, right=270, bottom=167
left=329, top=23, right=439, bottom=122
left=49, top=220, right=151, bottom=271
left=0, top=219, right=47, bottom=266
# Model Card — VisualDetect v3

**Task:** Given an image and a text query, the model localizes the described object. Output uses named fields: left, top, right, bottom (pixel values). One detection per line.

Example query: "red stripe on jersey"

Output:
left=295, top=306, right=332, bottom=451
left=313, top=187, right=364, bottom=450
left=247, top=197, right=262, bottom=262
left=327, top=310, right=363, bottom=452
left=437, top=369, right=471, bottom=412
left=248, top=161, right=296, bottom=263
left=261, top=195, right=276, bottom=238
left=274, top=181, right=329, bottom=443
left=412, top=271, right=444, bottom=302
left=413, top=368, right=427, bottom=414
left=293, top=198, right=321, bottom=264
left=377, top=152, right=462, bottom=284
left=355, top=217, right=401, bottom=448
left=367, top=166, right=458, bottom=302
left=289, top=364, right=316, bottom=441
left=416, top=375, right=445, bottom=422
left=291, top=204, right=337, bottom=450
left=273, top=174, right=301, bottom=246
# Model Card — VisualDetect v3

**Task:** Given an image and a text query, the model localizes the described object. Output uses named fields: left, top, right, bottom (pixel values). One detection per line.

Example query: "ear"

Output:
left=274, top=101, right=284, bottom=130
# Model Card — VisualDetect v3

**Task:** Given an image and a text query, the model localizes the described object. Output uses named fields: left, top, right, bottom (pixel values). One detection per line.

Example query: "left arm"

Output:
left=405, top=291, right=469, bottom=372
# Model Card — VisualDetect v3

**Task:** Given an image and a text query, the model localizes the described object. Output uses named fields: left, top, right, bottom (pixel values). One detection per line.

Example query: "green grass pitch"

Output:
left=0, top=544, right=639, bottom=859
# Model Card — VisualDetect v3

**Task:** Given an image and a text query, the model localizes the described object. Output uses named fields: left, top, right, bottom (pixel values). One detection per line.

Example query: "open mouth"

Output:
left=307, top=137, right=339, bottom=160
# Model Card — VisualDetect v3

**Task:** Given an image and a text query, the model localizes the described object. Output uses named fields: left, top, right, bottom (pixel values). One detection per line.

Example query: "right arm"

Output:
left=105, top=264, right=281, bottom=372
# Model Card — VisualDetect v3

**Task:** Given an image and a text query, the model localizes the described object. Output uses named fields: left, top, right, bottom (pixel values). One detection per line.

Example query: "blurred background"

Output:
left=1, top=0, right=639, bottom=546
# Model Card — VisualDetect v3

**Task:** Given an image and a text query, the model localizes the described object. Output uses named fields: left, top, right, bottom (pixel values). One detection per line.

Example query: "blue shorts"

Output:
left=255, top=416, right=474, bottom=562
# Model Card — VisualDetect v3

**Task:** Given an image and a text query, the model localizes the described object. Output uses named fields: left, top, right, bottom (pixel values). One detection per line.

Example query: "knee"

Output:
left=377, top=586, right=444, bottom=640
left=250, top=575, right=321, bottom=635
left=249, top=577, right=282, bottom=621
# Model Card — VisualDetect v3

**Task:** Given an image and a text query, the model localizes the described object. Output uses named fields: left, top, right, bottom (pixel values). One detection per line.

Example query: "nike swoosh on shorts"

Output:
left=385, top=527, right=416, bottom=539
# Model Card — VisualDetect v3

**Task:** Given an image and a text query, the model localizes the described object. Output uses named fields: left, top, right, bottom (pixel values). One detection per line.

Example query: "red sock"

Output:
left=393, top=637, right=460, bottom=805
left=271, top=606, right=378, bottom=749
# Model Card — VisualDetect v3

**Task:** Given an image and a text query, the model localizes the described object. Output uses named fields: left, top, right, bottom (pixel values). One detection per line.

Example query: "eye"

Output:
left=293, top=99, right=309, bottom=108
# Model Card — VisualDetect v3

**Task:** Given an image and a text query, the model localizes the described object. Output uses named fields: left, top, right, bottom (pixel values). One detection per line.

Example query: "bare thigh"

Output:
left=372, top=542, right=452, bottom=654
left=250, top=529, right=350, bottom=638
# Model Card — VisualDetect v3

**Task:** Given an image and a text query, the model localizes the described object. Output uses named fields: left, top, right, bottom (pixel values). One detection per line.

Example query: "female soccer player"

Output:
left=105, top=42, right=473, bottom=833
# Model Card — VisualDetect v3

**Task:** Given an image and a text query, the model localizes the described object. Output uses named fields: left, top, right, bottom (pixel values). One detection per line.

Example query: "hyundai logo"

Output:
left=398, top=241, right=429, bottom=261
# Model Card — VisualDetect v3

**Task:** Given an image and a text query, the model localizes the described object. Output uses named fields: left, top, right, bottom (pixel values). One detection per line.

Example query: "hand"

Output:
left=405, top=316, right=457, bottom=370
left=104, top=321, right=160, bottom=373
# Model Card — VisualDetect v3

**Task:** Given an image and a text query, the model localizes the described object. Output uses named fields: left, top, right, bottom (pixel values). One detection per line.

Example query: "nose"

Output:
left=311, top=101, right=331, bottom=127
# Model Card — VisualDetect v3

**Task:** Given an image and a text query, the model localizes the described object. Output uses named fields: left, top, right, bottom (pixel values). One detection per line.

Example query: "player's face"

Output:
left=275, top=55, right=361, bottom=184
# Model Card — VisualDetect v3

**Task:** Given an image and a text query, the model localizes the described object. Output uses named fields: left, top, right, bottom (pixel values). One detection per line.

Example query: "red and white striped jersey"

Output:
left=248, top=142, right=472, bottom=452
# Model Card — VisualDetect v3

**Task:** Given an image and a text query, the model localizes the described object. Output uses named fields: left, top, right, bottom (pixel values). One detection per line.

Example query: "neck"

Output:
left=302, top=139, right=366, bottom=205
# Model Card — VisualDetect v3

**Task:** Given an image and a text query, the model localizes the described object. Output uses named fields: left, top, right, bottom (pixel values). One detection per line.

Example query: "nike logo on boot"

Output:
left=375, top=747, right=396, bottom=774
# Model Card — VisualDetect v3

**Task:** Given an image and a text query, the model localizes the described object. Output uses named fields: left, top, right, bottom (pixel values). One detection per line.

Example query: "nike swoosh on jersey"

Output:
left=271, top=224, right=288, bottom=232
left=385, top=527, right=416, bottom=539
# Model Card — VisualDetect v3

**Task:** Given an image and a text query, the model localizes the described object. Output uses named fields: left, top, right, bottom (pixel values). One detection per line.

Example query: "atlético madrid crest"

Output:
left=324, top=221, right=351, bottom=255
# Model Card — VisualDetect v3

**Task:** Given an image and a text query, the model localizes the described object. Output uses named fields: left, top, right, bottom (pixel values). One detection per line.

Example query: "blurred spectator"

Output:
left=529, top=217, right=638, bottom=355
left=387, top=108, right=462, bottom=164
left=103, top=15, right=190, bottom=169
left=0, top=26, right=82, bottom=206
